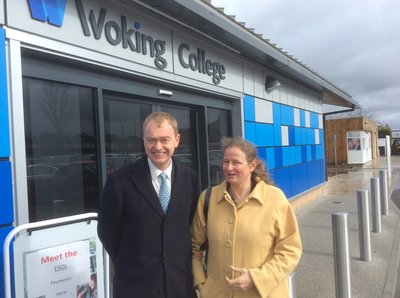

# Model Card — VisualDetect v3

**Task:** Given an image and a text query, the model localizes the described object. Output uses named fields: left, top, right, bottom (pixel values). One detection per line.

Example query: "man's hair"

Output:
left=142, top=112, right=179, bottom=136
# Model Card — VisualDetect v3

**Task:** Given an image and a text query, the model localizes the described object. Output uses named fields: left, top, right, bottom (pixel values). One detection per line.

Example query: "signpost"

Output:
left=334, top=134, right=337, bottom=166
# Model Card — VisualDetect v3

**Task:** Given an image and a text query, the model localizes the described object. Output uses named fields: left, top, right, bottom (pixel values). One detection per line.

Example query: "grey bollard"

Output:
left=386, top=135, right=391, bottom=178
left=332, top=212, right=352, bottom=298
left=287, top=272, right=297, bottom=298
left=53, top=200, right=65, bottom=218
left=379, top=170, right=389, bottom=216
left=370, top=177, right=381, bottom=233
left=357, top=190, right=371, bottom=262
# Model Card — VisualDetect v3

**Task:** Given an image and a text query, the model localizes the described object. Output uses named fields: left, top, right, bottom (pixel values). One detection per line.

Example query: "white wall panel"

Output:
left=299, top=89, right=305, bottom=110
left=319, top=114, right=323, bottom=129
left=315, top=129, right=320, bottom=144
left=281, top=126, right=289, bottom=146
left=255, top=98, right=273, bottom=124
left=305, top=111, right=310, bottom=127
left=243, top=62, right=254, bottom=95
left=304, top=93, right=310, bottom=111
left=279, top=83, right=287, bottom=105
left=0, top=0, right=4, bottom=24
left=292, top=85, right=300, bottom=108
left=254, top=68, right=264, bottom=99
left=294, top=108, right=300, bottom=126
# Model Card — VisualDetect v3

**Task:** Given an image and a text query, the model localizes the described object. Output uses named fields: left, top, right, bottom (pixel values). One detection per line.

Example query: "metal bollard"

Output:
left=287, top=271, right=297, bottom=298
left=332, top=212, right=352, bottom=298
left=379, top=170, right=389, bottom=216
left=357, top=190, right=371, bottom=262
left=370, top=177, right=381, bottom=233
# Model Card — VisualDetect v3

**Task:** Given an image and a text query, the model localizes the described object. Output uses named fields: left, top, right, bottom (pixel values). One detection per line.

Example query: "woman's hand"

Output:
left=225, top=266, right=255, bottom=291
left=196, top=283, right=204, bottom=292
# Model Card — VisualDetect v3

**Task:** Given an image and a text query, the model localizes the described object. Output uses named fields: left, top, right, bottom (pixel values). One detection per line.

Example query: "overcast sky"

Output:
left=210, top=0, right=400, bottom=129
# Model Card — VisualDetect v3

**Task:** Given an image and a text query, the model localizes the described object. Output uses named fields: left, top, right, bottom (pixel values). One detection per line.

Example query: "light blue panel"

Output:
left=300, top=109, right=306, bottom=127
left=266, top=148, right=275, bottom=170
left=255, top=123, right=274, bottom=147
left=275, top=167, right=292, bottom=198
left=0, top=28, right=10, bottom=158
left=289, top=146, right=297, bottom=165
left=295, top=127, right=301, bottom=145
left=307, top=146, right=312, bottom=162
left=281, top=105, right=294, bottom=126
left=282, top=147, right=290, bottom=167
left=306, top=128, right=315, bottom=144
left=320, top=160, right=326, bottom=183
left=310, top=112, right=319, bottom=128
left=316, top=145, right=324, bottom=160
left=244, top=95, right=255, bottom=121
left=319, top=129, right=324, bottom=144
left=295, top=146, right=302, bottom=164
left=245, top=122, right=256, bottom=144
left=273, top=103, right=282, bottom=146
left=291, top=164, right=309, bottom=196
left=0, top=162, right=13, bottom=225
left=300, top=128, right=306, bottom=145
left=273, top=103, right=281, bottom=125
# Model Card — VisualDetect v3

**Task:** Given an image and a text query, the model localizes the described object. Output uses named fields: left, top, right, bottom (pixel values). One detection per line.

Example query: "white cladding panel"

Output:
left=294, top=108, right=300, bottom=127
left=254, top=68, right=264, bottom=98
left=172, top=31, right=242, bottom=91
left=7, top=0, right=175, bottom=72
left=255, top=98, right=273, bottom=124
left=281, top=126, right=289, bottom=146
left=243, top=63, right=254, bottom=95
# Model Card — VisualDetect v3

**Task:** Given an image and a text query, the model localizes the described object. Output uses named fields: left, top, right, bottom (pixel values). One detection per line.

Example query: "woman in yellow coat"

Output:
left=191, top=137, right=302, bottom=298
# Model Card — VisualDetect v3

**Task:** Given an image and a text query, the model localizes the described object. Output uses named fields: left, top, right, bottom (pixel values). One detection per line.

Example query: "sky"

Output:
left=210, top=0, right=400, bottom=129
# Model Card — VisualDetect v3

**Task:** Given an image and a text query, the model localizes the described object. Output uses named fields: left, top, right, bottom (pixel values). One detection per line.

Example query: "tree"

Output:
left=326, top=107, right=380, bottom=123
left=378, top=125, right=391, bottom=138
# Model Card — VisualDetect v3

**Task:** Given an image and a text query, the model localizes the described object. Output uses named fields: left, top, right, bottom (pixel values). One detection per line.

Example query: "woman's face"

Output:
left=223, top=147, right=257, bottom=186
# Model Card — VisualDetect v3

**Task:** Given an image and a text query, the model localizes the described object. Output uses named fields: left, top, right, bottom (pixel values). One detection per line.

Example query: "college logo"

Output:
left=27, top=0, right=67, bottom=27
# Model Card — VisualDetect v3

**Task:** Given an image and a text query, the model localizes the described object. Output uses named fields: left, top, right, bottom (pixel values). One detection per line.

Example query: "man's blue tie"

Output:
left=159, top=172, right=170, bottom=214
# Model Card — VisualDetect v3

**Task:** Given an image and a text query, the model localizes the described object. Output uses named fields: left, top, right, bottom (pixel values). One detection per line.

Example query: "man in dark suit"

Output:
left=98, top=112, right=200, bottom=298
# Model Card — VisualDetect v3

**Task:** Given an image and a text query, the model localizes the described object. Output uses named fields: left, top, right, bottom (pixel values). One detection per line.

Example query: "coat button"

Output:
left=164, top=255, right=168, bottom=260
left=226, top=240, right=232, bottom=247
left=229, top=218, right=234, bottom=224
left=225, top=265, right=231, bottom=272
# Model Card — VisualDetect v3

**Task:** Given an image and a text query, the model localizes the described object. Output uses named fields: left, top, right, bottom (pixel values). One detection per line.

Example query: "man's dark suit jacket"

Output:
left=97, top=156, right=200, bottom=298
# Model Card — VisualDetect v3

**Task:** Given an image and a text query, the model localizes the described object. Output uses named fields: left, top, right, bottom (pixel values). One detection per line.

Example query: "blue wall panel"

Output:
left=244, top=95, right=255, bottom=121
left=266, top=148, right=275, bottom=170
left=306, top=128, right=315, bottom=145
left=301, top=146, right=307, bottom=163
left=268, top=169, right=276, bottom=185
left=308, top=161, right=322, bottom=188
left=295, top=146, right=302, bottom=164
left=275, top=167, right=292, bottom=198
left=319, top=129, right=324, bottom=144
left=273, top=103, right=282, bottom=146
left=274, top=147, right=283, bottom=169
left=281, top=105, right=294, bottom=126
left=316, top=145, right=324, bottom=160
left=245, top=122, right=256, bottom=144
left=300, top=128, right=306, bottom=145
left=320, top=160, right=325, bottom=183
left=0, top=162, right=13, bottom=225
left=1, top=226, right=14, bottom=298
left=282, top=147, right=290, bottom=167
left=0, top=28, right=10, bottom=158
left=310, top=112, right=319, bottom=128
left=257, top=147, right=266, bottom=161
left=307, top=146, right=312, bottom=162
left=289, top=147, right=297, bottom=166
left=288, top=127, right=295, bottom=146
left=295, top=127, right=301, bottom=145
left=300, top=110, right=305, bottom=127
left=290, top=164, right=308, bottom=196
left=256, top=123, right=274, bottom=147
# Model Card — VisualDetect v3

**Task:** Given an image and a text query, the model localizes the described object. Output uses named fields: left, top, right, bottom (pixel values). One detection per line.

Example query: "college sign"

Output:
left=25, top=0, right=228, bottom=85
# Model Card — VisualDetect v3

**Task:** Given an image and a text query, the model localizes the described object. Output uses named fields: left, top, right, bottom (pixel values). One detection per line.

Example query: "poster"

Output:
left=347, top=138, right=361, bottom=150
left=24, top=238, right=98, bottom=298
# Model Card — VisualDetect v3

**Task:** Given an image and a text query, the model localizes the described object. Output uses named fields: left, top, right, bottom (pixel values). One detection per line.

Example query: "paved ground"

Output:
left=294, top=156, right=400, bottom=298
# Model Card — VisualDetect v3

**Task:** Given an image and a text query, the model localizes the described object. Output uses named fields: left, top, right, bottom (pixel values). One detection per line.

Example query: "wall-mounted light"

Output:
left=265, top=76, right=281, bottom=93
left=159, top=89, right=173, bottom=96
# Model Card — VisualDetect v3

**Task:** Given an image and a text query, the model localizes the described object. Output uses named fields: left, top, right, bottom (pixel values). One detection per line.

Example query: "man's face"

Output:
left=143, top=119, right=180, bottom=171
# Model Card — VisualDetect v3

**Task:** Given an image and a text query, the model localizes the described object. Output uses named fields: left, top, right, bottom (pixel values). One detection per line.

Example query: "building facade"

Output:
left=0, top=0, right=360, bottom=294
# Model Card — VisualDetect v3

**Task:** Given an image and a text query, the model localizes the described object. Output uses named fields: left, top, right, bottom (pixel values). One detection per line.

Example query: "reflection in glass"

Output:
left=207, top=108, right=230, bottom=186
left=161, top=106, right=198, bottom=172
left=23, top=78, right=99, bottom=222
left=103, top=99, right=151, bottom=176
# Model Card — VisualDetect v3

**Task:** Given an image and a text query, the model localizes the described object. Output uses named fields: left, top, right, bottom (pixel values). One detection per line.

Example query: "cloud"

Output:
left=211, top=0, right=400, bottom=128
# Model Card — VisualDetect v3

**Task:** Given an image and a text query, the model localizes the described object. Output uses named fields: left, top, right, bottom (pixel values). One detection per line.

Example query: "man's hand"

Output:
left=225, top=266, right=255, bottom=291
